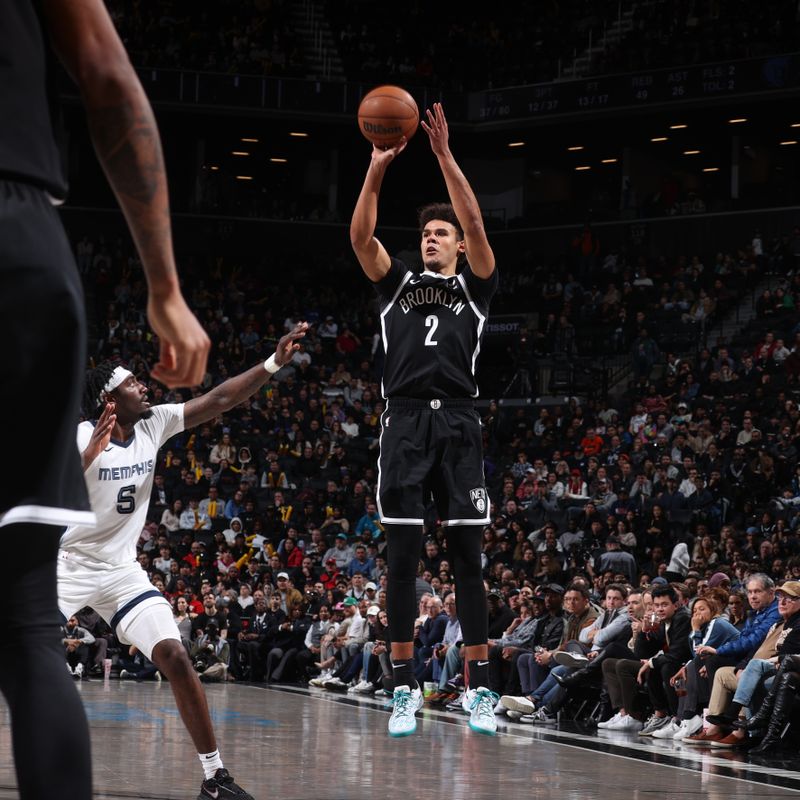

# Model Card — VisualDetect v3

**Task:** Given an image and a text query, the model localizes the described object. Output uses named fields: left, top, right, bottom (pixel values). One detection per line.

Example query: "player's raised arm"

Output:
left=421, top=103, right=495, bottom=279
left=183, top=323, right=307, bottom=430
left=349, top=141, right=407, bottom=281
left=41, top=0, right=210, bottom=389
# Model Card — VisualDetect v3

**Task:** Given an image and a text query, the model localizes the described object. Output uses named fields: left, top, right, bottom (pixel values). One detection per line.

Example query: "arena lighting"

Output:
left=235, top=175, right=253, bottom=180
left=508, top=142, right=525, bottom=147
left=209, top=166, right=219, bottom=171
left=703, top=167, right=720, bottom=172
left=792, top=123, right=800, bottom=128
left=270, top=157, right=288, bottom=163
left=575, top=165, right=591, bottom=171
left=240, top=137, right=259, bottom=142
left=670, top=123, right=688, bottom=129
left=567, top=145, right=584, bottom=151
left=728, top=118, right=747, bottom=124
left=231, top=151, right=249, bottom=156
left=289, top=132, right=309, bottom=137
left=651, top=137, right=668, bottom=142
left=780, top=140, right=798, bottom=146
left=601, top=158, right=618, bottom=163
left=683, top=149, right=701, bottom=155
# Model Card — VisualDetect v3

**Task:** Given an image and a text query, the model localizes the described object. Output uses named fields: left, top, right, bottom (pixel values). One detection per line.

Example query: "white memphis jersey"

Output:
left=61, top=404, right=184, bottom=565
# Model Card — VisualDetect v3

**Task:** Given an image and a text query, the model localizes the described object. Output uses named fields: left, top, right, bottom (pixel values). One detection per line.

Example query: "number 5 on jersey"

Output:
left=425, top=314, right=439, bottom=346
left=116, top=485, right=136, bottom=514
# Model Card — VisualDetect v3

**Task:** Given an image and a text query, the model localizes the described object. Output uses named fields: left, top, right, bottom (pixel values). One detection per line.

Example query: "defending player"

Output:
left=350, top=102, right=498, bottom=736
left=60, top=322, right=306, bottom=800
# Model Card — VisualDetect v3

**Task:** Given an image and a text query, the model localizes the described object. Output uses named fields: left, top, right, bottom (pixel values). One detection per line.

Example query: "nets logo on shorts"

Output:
left=469, top=488, right=487, bottom=514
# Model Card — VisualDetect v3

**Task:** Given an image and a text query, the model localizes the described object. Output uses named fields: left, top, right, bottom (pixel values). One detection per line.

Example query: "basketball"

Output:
left=357, top=85, right=419, bottom=148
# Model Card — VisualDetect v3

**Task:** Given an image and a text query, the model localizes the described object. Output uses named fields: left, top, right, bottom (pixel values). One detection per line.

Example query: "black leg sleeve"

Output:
left=384, top=524, right=425, bottom=643
left=0, top=524, right=92, bottom=799
left=444, top=525, right=487, bottom=647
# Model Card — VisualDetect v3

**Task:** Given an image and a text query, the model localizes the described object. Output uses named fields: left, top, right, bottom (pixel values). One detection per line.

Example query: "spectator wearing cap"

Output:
left=363, top=581, right=379, bottom=605
left=524, top=584, right=599, bottom=721
left=708, top=572, right=731, bottom=592
left=322, top=532, right=353, bottom=570
left=499, top=586, right=566, bottom=714
left=275, top=572, right=303, bottom=615
left=325, top=597, right=369, bottom=686
left=320, top=557, right=342, bottom=590
left=487, top=589, right=516, bottom=639
left=597, top=535, right=638, bottom=585
left=564, top=469, right=588, bottom=503
left=346, top=543, right=374, bottom=578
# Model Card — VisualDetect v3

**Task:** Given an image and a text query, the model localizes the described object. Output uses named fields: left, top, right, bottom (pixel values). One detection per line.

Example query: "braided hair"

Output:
left=83, top=362, right=116, bottom=419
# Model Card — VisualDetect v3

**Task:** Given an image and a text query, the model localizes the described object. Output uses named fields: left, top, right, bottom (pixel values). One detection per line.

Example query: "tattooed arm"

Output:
left=41, top=0, right=210, bottom=388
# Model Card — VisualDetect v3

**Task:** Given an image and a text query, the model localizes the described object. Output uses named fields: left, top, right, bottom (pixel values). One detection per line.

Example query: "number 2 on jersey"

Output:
left=424, top=314, right=439, bottom=346
left=116, top=485, right=136, bottom=514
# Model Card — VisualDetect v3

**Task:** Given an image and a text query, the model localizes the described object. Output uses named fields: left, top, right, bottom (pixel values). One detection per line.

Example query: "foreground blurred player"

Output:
left=60, top=323, right=306, bottom=800
left=350, top=103, right=498, bottom=736
left=0, top=1, right=208, bottom=797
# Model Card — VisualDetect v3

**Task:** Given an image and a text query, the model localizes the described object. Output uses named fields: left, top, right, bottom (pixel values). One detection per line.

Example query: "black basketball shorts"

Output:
left=377, top=397, right=490, bottom=527
left=0, top=180, right=93, bottom=528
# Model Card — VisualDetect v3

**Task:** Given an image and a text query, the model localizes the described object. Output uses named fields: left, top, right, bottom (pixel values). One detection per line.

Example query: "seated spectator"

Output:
left=62, top=615, right=95, bottom=679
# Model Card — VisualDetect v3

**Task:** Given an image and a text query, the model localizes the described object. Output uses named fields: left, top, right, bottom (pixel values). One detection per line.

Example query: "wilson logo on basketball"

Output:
left=469, top=488, right=487, bottom=513
left=362, top=121, right=402, bottom=135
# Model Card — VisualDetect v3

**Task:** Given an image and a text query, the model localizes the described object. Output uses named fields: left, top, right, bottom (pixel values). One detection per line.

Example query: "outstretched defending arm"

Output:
left=183, top=323, right=307, bottom=430
left=421, top=103, right=495, bottom=279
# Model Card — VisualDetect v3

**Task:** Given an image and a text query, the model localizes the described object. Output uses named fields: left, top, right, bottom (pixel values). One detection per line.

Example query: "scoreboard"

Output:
left=468, top=54, right=800, bottom=123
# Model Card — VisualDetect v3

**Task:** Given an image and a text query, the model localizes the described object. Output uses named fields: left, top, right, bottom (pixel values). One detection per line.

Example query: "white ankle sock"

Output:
left=198, top=750, right=224, bottom=780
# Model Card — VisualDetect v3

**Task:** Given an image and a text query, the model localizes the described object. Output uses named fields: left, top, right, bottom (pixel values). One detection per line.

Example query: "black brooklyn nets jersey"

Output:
left=373, top=257, right=498, bottom=399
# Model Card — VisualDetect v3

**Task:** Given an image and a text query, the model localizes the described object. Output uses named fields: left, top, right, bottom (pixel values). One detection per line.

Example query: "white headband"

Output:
left=103, top=366, right=133, bottom=396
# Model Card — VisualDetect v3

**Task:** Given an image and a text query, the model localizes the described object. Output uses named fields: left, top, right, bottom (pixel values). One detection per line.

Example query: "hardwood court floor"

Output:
left=0, top=680, right=798, bottom=799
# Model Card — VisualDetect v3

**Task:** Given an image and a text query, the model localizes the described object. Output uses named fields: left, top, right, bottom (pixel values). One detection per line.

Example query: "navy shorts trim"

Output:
left=110, top=589, right=163, bottom=630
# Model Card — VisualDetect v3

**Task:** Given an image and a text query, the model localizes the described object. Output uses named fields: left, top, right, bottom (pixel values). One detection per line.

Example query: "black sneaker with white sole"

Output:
left=198, top=769, right=254, bottom=799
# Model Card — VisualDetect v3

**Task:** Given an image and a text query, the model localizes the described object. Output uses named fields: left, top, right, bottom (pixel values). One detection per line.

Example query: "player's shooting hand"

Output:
left=274, top=322, right=309, bottom=367
left=371, top=138, right=407, bottom=165
left=147, top=290, right=210, bottom=388
left=83, top=401, right=116, bottom=470
left=420, top=103, right=450, bottom=157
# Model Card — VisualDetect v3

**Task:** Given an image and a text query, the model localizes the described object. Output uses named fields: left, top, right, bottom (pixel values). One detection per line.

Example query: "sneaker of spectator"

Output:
left=597, top=711, right=623, bottom=729
left=500, top=695, right=536, bottom=714
left=609, top=714, right=644, bottom=732
left=651, top=718, right=681, bottom=739
left=529, top=707, right=556, bottom=724
left=552, top=651, right=590, bottom=668
left=672, top=715, right=704, bottom=740
left=445, top=694, right=465, bottom=713
left=639, top=714, right=672, bottom=736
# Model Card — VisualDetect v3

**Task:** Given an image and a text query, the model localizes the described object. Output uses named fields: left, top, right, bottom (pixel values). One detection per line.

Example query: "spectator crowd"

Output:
left=60, top=206, right=800, bottom=755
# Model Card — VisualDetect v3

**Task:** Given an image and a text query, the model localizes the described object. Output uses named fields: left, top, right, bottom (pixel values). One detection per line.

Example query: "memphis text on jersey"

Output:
left=97, top=459, right=154, bottom=481
left=397, top=283, right=466, bottom=316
